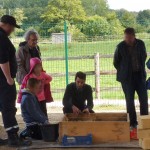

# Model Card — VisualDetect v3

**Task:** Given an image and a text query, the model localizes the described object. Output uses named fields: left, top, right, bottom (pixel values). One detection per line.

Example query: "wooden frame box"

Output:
left=59, top=113, right=130, bottom=144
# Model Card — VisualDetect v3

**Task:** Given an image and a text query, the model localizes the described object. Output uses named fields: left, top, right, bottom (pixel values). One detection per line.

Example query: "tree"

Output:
left=116, top=9, right=136, bottom=28
left=12, top=8, right=26, bottom=25
left=106, top=12, right=124, bottom=35
left=82, top=15, right=110, bottom=36
left=23, top=7, right=45, bottom=24
left=81, top=0, right=109, bottom=16
left=0, top=0, right=49, bottom=24
left=19, top=0, right=48, bottom=8
left=20, top=0, right=48, bottom=24
left=0, top=8, right=6, bottom=16
left=137, top=10, right=150, bottom=27
left=0, top=0, right=21, bottom=14
left=41, top=0, right=86, bottom=23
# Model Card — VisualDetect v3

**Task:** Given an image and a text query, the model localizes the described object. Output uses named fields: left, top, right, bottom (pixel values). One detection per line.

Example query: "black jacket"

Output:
left=0, top=27, right=17, bottom=84
left=113, top=39, right=147, bottom=82
left=63, top=82, right=94, bottom=111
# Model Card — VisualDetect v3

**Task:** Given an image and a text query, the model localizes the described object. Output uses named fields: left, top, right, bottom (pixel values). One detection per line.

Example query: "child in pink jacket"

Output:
left=18, top=57, right=53, bottom=116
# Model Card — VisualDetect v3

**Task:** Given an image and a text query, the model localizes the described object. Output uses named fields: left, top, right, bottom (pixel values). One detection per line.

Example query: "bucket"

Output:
left=40, top=124, right=59, bottom=142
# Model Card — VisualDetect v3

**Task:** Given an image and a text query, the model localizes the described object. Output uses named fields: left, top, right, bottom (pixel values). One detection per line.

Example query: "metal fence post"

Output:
left=64, top=21, right=69, bottom=85
left=94, top=53, right=100, bottom=100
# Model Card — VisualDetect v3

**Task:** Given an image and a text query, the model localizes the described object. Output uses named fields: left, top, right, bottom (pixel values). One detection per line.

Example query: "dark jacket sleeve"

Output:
left=141, top=41, right=147, bottom=61
left=86, top=86, right=94, bottom=110
left=63, top=84, right=73, bottom=109
left=113, top=45, right=121, bottom=70
left=23, top=97, right=47, bottom=124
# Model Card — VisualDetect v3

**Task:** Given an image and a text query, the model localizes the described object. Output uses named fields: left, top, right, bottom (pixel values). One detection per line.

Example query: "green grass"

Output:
left=14, top=37, right=150, bottom=100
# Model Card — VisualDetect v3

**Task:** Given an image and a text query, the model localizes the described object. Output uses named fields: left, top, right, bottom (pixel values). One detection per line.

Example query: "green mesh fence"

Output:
left=13, top=23, right=150, bottom=111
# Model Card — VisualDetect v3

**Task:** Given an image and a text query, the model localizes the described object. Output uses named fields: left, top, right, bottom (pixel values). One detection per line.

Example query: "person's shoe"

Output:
left=19, top=129, right=32, bottom=140
left=0, top=138, right=8, bottom=146
left=130, top=127, right=138, bottom=140
left=8, top=133, right=32, bottom=147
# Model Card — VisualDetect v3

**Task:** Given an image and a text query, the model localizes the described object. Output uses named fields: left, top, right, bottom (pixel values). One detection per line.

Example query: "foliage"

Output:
left=0, top=8, right=6, bottom=16
left=48, top=22, right=64, bottom=34
left=0, top=0, right=150, bottom=35
left=106, top=12, right=124, bottom=35
left=137, top=10, right=150, bottom=27
left=41, top=0, right=86, bottom=23
left=12, top=8, right=26, bottom=25
left=0, top=0, right=48, bottom=24
left=81, top=0, right=109, bottom=16
left=82, top=15, right=110, bottom=36
left=68, top=24, right=86, bottom=40
left=116, top=9, right=136, bottom=28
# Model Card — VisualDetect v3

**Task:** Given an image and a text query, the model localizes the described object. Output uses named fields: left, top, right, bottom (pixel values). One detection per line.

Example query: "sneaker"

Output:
left=0, top=138, right=8, bottom=146
left=8, top=133, right=32, bottom=147
left=130, top=127, right=138, bottom=140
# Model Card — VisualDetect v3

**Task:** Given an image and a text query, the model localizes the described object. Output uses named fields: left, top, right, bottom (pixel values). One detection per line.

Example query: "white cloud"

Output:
left=107, top=0, right=150, bottom=12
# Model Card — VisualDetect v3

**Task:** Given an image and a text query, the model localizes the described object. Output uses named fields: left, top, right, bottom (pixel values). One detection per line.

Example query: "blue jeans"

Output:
left=121, top=72, right=148, bottom=127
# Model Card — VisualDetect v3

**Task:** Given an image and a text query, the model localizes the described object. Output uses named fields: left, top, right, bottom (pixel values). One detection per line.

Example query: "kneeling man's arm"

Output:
left=87, top=86, right=94, bottom=110
left=63, top=85, right=73, bottom=108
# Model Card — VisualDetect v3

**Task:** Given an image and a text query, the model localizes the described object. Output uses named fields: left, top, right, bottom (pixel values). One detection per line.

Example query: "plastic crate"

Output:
left=62, top=134, right=92, bottom=146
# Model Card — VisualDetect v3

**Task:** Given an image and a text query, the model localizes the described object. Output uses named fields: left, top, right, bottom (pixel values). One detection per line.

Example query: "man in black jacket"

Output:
left=63, top=72, right=94, bottom=114
left=0, top=15, right=31, bottom=147
left=113, top=28, right=148, bottom=129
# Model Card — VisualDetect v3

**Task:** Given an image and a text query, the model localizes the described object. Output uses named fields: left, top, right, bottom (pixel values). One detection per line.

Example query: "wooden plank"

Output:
left=59, top=121, right=130, bottom=144
left=95, top=113, right=128, bottom=121
left=94, top=53, right=100, bottom=99
left=49, top=71, right=95, bottom=77
left=51, top=88, right=96, bottom=93
left=64, top=113, right=128, bottom=122
left=138, top=129, right=150, bottom=139
left=99, top=54, right=114, bottom=58
left=42, top=55, right=94, bottom=61
left=139, top=139, right=142, bottom=147
left=141, top=138, right=150, bottom=150
left=138, top=115, right=150, bottom=129
left=59, top=113, right=130, bottom=144
left=39, top=53, right=150, bottom=62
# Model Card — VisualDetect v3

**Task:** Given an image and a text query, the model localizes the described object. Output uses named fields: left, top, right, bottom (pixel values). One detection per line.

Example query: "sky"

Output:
left=107, top=0, right=150, bottom=12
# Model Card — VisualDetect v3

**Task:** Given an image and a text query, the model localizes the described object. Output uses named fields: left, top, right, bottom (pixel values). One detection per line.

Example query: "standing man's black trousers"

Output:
left=0, top=82, right=19, bottom=134
left=121, top=72, right=148, bottom=127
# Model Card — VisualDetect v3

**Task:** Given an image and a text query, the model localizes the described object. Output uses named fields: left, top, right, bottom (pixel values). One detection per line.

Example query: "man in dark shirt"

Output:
left=113, top=28, right=148, bottom=134
left=63, top=72, right=94, bottom=114
left=0, top=15, right=31, bottom=147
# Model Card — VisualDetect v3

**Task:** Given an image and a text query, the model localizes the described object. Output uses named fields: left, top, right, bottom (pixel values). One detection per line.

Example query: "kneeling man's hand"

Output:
left=82, top=108, right=90, bottom=114
left=72, top=105, right=81, bottom=115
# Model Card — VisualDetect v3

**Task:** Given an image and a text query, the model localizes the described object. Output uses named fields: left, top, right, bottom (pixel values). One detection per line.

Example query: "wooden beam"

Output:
left=52, top=88, right=96, bottom=93
left=94, top=53, right=100, bottom=99
left=42, top=55, right=94, bottom=61
left=49, top=71, right=95, bottom=77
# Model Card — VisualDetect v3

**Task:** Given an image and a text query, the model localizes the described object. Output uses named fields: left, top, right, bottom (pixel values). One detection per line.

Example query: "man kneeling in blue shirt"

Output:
left=20, top=78, right=49, bottom=140
left=63, top=72, right=94, bottom=114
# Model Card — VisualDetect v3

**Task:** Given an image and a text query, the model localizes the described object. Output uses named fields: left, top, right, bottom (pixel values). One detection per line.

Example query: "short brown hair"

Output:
left=75, top=71, right=86, bottom=81
left=124, top=28, right=135, bottom=36
left=27, top=78, right=40, bottom=88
